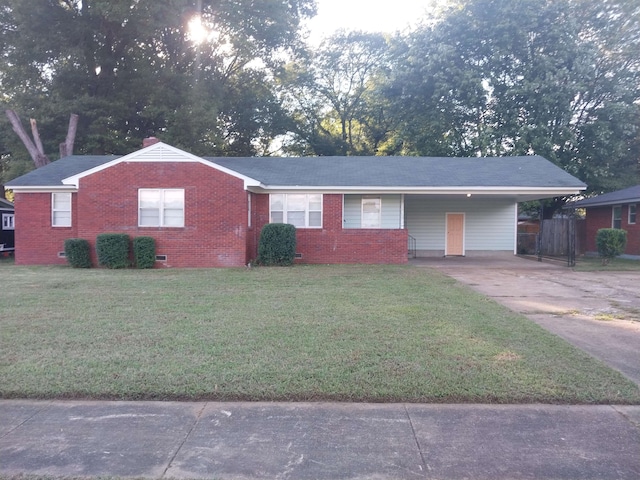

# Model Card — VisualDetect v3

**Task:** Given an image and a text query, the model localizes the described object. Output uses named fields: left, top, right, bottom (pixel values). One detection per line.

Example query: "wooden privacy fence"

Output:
left=540, top=218, right=571, bottom=256
left=517, top=218, right=584, bottom=261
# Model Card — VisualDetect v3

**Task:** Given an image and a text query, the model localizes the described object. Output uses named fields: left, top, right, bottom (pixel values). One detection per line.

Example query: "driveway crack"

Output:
left=0, top=400, right=53, bottom=440
left=162, top=402, right=208, bottom=477
left=404, top=405, right=428, bottom=477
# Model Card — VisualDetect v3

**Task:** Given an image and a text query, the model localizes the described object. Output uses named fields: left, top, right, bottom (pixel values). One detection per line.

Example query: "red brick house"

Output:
left=5, top=141, right=586, bottom=267
left=572, top=185, right=640, bottom=257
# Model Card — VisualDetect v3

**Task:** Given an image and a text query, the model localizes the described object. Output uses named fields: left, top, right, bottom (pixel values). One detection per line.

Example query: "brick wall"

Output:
left=13, top=192, right=77, bottom=265
left=15, top=170, right=409, bottom=267
left=251, top=194, right=408, bottom=264
left=584, top=205, right=640, bottom=255
left=77, top=162, right=249, bottom=267
left=14, top=162, right=250, bottom=268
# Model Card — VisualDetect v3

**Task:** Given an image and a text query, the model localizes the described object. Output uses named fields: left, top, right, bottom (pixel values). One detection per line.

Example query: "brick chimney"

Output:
left=143, top=137, right=160, bottom=148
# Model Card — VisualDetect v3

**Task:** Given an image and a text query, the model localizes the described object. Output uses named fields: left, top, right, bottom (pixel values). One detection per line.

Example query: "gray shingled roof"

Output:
left=6, top=153, right=585, bottom=190
left=209, top=155, right=585, bottom=188
left=571, top=185, right=640, bottom=208
left=5, top=155, right=120, bottom=187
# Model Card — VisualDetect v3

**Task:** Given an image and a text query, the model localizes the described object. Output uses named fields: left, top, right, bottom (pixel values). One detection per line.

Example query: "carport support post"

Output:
left=537, top=202, right=543, bottom=262
left=567, top=207, right=576, bottom=267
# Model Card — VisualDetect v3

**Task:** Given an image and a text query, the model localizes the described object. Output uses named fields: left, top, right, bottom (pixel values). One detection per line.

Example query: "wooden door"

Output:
left=446, top=213, right=465, bottom=256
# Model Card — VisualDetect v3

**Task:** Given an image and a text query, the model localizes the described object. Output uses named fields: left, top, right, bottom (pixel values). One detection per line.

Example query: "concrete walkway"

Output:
left=1, top=400, right=639, bottom=479
left=417, top=255, right=640, bottom=386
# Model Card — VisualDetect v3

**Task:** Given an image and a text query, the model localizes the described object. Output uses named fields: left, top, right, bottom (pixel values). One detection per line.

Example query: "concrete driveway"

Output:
left=413, top=256, right=640, bottom=387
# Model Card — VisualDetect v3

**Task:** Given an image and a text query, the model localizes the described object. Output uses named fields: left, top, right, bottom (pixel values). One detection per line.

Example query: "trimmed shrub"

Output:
left=96, top=233, right=130, bottom=269
left=258, top=223, right=297, bottom=266
left=64, top=238, right=91, bottom=268
left=133, top=236, right=156, bottom=269
left=596, top=228, right=627, bottom=265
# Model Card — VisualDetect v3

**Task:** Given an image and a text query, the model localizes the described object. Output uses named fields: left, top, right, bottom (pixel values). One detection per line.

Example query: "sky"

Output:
left=304, top=0, right=447, bottom=43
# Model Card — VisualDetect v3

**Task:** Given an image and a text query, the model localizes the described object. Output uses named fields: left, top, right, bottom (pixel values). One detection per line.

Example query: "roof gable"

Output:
left=5, top=143, right=257, bottom=190
left=62, top=142, right=256, bottom=188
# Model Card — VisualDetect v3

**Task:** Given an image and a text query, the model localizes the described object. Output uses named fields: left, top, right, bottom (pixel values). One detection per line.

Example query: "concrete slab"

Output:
left=406, top=404, right=640, bottom=480
left=167, top=402, right=425, bottom=479
left=0, top=400, right=50, bottom=436
left=1, top=401, right=640, bottom=480
left=0, top=400, right=205, bottom=477
left=614, top=406, right=640, bottom=428
left=417, top=256, right=640, bottom=386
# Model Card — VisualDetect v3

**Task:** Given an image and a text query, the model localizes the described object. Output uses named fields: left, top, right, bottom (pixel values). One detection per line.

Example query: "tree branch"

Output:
left=5, top=109, right=50, bottom=168
left=30, top=118, right=46, bottom=155
left=60, top=113, right=79, bottom=157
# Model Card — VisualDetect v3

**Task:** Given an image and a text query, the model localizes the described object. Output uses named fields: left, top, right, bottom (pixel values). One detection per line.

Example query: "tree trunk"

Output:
left=60, top=114, right=79, bottom=157
left=5, top=109, right=50, bottom=168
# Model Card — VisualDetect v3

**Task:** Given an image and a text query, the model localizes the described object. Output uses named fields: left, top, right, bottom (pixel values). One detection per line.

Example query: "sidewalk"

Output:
left=1, top=400, right=639, bottom=479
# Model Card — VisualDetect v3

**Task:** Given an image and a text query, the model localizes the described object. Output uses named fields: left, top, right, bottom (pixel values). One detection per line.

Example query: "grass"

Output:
left=573, top=255, right=640, bottom=271
left=1, top=264, right=639, bottom=404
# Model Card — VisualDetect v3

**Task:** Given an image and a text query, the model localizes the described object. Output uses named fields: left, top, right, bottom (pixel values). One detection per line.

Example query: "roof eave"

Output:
left=7, top=186, right=78, bottom=193
left=246, top=185, right=586, bottom=196
left=572, top=197, right=640, bottom=208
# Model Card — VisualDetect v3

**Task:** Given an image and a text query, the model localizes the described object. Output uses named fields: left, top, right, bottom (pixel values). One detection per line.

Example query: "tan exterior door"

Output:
left=446, top=213, right=465, bottom=256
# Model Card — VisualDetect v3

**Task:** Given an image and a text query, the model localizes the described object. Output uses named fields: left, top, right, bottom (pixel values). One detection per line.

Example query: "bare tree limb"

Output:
left=5, top=109, right=50, bottom=168
left=30, top=118, right=46, bottom=155
left=60, top=113, right=79, bottom=157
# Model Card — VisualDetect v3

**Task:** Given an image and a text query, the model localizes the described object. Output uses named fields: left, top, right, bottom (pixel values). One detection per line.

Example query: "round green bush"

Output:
left=133, top=236, right=156, bottom=269
left=64, top=238, right=92, bottom=268
left=258, top=223, right=297, bottom=266
left=595, top=228, right=627, bottom=265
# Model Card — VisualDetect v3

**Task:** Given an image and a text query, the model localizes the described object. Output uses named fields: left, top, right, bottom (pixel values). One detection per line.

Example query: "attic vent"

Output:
left=294, top=253, right=303, bottom=259
left=155, top=254, right=167, bottom=261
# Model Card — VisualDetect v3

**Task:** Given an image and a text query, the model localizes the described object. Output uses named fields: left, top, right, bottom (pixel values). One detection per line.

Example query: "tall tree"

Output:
left=0, top=0, right=316, bottom=168
left=387, top=0, right=640, bottom=195
left=279, top=31, right=392, bottom=156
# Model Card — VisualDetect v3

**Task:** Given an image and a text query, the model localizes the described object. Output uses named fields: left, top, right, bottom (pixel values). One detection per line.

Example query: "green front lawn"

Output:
left=1, top=264, right=638, bottom=404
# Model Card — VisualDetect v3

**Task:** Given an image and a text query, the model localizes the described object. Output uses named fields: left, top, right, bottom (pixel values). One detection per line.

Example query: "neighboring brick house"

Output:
left=572, top=185, right=640, bottom=257
left=5, top=141, right=586, bottom=267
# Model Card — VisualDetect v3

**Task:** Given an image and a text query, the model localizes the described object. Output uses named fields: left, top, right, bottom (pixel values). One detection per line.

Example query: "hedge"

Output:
left=64, top=238, right=91, bottom=268
left=258, top=223, right=297, bottom=266
left=133, top=236, right=156, bottom=269
left=595, top=228, right=627, bottom=265
left=96, top=233, right=130, bottom=269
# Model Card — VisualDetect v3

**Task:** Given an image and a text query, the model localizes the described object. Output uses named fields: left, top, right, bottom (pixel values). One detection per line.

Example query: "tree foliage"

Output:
left=386, top=0, right=640, bottom=194
left=279, top=31, right=393, bottom=156
left=0, top=0, right=315, bottom=168
left=2, top=0, right=638, bottom=213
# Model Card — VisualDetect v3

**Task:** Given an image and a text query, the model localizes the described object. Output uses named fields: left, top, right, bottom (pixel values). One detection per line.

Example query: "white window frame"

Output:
left=138, top=189, right=185, bottom=227
left=2, top=213, right=14, bottom=230
left=612, top=205, right=622, bottom=229
left=248, top=193, right=252, bottom=228
left=270, top=194, right=322, bottom=228
left=52, top=192, right=72, bottom=227
left=629, top=204, right=636, bottom=225
left=361, top=197, right=382, bottom=228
